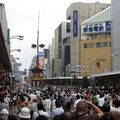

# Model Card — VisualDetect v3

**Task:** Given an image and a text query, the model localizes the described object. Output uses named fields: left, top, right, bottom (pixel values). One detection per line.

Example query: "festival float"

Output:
left=30, top=15, right=45, bottom=89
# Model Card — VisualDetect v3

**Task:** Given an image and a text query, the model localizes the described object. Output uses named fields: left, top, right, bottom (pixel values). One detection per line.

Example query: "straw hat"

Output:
left=18, top=107, right=31, bottom=118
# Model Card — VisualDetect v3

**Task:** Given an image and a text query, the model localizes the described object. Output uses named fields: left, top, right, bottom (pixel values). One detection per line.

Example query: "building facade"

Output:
left=0, top=3, right=11, bottom=72
left=52, top=22, right=70, bottom=77
left=80, top=6, right=112, bottom=76
left=66, top=2, right=110, bottom=74
left=0, top=3, right=11, bottom=86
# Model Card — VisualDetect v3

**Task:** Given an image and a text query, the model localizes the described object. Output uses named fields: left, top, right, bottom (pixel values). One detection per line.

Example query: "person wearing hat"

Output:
left=18, top=107, right=31, bottom=120
left=0, top=108, right=9, bottom=120
left=76, top=100, right=104, bottom=120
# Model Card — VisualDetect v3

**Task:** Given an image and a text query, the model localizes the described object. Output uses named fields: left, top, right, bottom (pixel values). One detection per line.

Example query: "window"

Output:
left=84, top=43, right=95, bottom=48
left=94, top=24, right=98, bottom=31
left=99, top=24, right=104, bottom=31
left=66, top=23, right=70, bottom=32
left=96, top=42, right=101, bottom=47
left=96, top=62, right=100, bottom=68
left=89, top=27, right=93, bottom=32
left=83, top=27, right=88, bottom=32
left=102, top=42, right=111, bottom=47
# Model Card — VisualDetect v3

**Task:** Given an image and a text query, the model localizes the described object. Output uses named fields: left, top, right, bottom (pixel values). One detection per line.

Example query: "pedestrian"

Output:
left=43, top=94, right=51, bottom=117
left=76, top=100, right=104, bottom=120
left=18, top=107, right=31, bottom=120
left=30, top=97, right=38, bottom=120
left=100, top=102, right=110, bottom=120
left=0, top=108, right=9, bottom=120
left=32, top=102, right=49, bottom=120
left=0, top=97, right=9, bottom=112
left=51, top=100, right=64, bottom=117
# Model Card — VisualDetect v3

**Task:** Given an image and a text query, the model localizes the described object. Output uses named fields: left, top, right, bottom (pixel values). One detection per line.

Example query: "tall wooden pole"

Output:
left=36, top=13, right=40, bottom=67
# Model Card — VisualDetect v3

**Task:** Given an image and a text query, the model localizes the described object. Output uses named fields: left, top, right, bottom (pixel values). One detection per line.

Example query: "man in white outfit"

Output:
left=43, top=94, right=51, bottom=117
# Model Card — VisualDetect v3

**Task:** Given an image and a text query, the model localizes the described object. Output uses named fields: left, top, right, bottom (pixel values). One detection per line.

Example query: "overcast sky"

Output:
left=1, top=0, right=111, bottom=71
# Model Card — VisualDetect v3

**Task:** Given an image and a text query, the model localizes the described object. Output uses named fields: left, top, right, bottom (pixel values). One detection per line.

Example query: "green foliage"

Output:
left=81, top=76, right=90, bottom=88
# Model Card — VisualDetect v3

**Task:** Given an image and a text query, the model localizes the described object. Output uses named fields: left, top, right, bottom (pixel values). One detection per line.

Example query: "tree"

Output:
left=81, top=76, right=90, bottom=88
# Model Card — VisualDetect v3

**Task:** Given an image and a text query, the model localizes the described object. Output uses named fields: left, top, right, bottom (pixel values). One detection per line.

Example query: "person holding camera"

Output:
left=76, top=100, right=104, bottom=120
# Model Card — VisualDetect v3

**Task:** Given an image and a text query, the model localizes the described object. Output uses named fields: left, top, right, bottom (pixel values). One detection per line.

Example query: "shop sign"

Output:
left=82, top=21, right=111, bottom=34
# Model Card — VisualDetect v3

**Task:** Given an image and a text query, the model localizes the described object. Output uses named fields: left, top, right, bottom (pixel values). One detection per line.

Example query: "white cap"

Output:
left=0, top=109, right=9, bottom=114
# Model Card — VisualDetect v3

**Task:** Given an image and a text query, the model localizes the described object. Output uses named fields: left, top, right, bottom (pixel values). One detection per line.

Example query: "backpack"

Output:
left=36, top=112, right=48, bottom=120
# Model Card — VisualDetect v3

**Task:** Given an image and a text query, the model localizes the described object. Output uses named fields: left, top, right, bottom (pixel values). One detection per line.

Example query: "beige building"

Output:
left=80, top=38, right=111, bottom=76
left=80, top=6, right=112, bottom=76
left=66, top=2, right=110, bottom=74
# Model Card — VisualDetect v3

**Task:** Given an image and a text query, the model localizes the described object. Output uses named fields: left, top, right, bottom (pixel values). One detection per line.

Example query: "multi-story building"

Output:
left=66, top=2, right=110, bottom=75
left=80, top=6, right=112, bottom=76
left=0, top=3, right=11, bottom=82
left=52, top=21, right=70, bottom=77
left=112, top=0, right=120, bottom=71
left=50, top=38, right=55, bottom=77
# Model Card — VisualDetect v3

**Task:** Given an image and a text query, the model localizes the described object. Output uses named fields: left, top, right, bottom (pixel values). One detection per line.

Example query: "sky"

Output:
left=0, top=0, right=111, bottom=71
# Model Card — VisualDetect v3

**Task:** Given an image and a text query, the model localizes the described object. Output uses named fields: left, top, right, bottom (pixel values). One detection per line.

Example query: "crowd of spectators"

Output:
left=0, top=85, right=120, bottom=120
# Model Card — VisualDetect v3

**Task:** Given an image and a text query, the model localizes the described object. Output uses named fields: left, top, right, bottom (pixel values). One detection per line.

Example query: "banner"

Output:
left=73, top=10, right=78, bottom=37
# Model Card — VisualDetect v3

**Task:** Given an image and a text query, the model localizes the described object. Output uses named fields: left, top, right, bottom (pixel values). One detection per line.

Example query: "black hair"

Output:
left=113, top=99, right=120, bottom=108
left=76, top=95, right=80, bottom=99
left=103, top=103, right=110, bottom=112
left=37, top=103, right=45, bottom=111
left=55, top=100, right=62, bottom=107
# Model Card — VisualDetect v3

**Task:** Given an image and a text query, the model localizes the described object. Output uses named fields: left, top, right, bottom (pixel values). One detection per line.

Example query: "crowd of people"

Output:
left=0, top=85, right=120, bottom=120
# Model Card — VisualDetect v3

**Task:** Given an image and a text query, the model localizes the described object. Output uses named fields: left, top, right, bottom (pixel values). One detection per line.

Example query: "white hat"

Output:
left=18, top=107, right=31, bottom=118
left=0, top=109, right=9, bottom=114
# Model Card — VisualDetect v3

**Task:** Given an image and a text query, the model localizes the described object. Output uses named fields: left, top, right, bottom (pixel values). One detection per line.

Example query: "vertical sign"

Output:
left=106, top=21, right=112, bottom=31
left=73, top=10, right=78, bottom=37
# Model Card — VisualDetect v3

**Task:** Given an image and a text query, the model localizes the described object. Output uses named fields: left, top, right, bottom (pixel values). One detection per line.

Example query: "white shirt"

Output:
left=43, top=99, right=51, bottom=111
left=51, top=107, right=64, bottom=117
left=74, top=99, right=81, bottom=108
left=98, top=97, right=104, bottom=107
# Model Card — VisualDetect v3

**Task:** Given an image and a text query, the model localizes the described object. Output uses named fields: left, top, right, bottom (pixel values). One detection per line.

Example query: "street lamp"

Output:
left=9, top=35, right=23, bottom=55
left=10, top=35, right=24, bottom=40
left=10, top=49, right=21, bottom=52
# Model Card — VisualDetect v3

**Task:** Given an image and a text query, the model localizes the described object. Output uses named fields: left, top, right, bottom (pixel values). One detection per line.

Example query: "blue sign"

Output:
left=73, top=10, right=78, bottom=37
left=106, top=21, right=112, bottom=31
left=38, top=51, right=44, bottom=57
left=82, top=21, right=112, bottom=34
